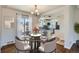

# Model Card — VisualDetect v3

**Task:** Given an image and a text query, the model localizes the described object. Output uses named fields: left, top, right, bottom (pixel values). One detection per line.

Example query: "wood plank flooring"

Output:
left=1, top=43, right=79, bottom=53
left=1, top=44, right=16, bottom=53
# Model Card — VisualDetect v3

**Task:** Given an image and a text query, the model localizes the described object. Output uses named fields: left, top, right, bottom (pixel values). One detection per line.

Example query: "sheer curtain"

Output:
left=16, top=13, right=32, bottom=39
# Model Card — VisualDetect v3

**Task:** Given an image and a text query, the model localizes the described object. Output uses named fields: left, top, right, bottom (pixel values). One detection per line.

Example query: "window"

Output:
left=17, top=14, right=32, bottom=38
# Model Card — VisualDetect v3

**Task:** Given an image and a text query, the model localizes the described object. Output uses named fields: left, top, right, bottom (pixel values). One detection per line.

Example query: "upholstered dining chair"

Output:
left=39, top=36, right=56, bottom=53
left=15, top=36, right=31, bottom=53
left=40, top=35, right=48, bottom=42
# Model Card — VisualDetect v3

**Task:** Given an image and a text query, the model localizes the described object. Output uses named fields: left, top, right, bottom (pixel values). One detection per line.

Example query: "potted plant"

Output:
left=74, top=23, right=79, bottom=47
left=74, top=23, right=79, bottom=33
left=33, top=26, right=39, bottom=34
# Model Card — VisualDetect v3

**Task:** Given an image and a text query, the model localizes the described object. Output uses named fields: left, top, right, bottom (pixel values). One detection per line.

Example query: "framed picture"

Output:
left=4, top=16, right=15, bottom=29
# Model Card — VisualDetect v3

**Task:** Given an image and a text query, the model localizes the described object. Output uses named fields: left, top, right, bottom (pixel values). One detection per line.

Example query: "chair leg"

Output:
left=25, top=50, right=30, bottom=53
left=50, top=49, right=56, bottom=53
left=16, top=48, right=25, bottom=53
left=54, top=49, right=56, bottom=53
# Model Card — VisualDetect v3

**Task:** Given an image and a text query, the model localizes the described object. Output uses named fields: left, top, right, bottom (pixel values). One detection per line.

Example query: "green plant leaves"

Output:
left=74, top=23, right=79, bottom=33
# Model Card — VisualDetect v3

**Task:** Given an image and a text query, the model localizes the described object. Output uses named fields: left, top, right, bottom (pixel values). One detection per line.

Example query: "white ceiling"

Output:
left=7, top=5, right=63, bottom=14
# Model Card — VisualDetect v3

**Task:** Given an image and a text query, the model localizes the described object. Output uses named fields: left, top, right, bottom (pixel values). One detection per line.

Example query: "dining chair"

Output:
left=40, top=35, right=48, bottom=42
left=15, top=36, right=31, bottom=53
left=39, top=37, right=56, bottom=53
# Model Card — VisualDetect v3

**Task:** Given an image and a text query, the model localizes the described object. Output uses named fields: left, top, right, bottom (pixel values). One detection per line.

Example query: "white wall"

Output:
left=74, top=7, right=79, bottom=40
left=1, top=7, right=17, bottom=47
left=55, top=15, right=64, bottom=40
left=64, top=6, right=77, bottom=49
left=75, top=6, right=79, bottom=23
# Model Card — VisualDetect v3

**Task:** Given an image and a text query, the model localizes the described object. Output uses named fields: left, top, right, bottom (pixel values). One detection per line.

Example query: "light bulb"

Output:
left=35, top=9, right=38, bottom=12
left=31, top=11, right=34, bottom=14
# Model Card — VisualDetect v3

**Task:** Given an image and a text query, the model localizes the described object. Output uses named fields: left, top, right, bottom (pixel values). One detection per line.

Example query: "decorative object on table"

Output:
left=33, top=26, right=39, bottom=34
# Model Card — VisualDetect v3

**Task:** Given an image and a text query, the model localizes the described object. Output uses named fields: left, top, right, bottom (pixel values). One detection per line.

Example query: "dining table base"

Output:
left=30, top=36, right=41, bottom=53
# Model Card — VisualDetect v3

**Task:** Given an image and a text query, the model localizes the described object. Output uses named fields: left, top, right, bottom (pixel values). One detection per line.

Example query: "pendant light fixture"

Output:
left=31, top=5, right=39, bottom=16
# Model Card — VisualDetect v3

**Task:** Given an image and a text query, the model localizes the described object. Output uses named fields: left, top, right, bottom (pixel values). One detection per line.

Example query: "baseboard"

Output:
left=1, top=43, right=15, bottom=49
left=0, top=40, right=15, bottom=48
left=1, top=42, right=15, bottom=48
left=64, top=40, right=76, bottom=50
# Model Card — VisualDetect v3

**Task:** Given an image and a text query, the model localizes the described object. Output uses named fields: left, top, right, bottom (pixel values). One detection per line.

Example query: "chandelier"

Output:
left=31, top=5, right=39, bottom=16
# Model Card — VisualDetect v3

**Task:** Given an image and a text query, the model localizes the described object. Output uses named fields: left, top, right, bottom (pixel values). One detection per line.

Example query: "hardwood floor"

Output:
left=1, top=43, right=79, bottom=53
left=1, top=44, right=16, bottom=53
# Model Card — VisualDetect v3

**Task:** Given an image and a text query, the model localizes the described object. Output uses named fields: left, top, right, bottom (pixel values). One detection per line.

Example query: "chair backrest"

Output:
left=43, top=39, right=56, bottom=52
left=40, top=36, right=48, bottom=41
left=15, top=39, right=29, bottom=50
